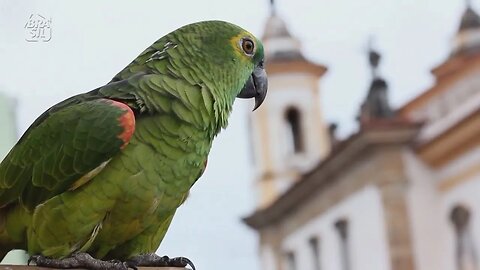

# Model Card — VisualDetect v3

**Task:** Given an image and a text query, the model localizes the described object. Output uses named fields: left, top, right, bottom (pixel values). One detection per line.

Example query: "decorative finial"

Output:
left=270, top=0, right=276, bottom=15
left=367, top=37, right=381, bottom=78
left=358, top=37, right=395, bottom=123
left=466, top=0, right=473, bottom=8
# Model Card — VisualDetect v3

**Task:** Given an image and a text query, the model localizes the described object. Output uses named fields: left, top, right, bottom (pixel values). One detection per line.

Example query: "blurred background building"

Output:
left=244, top=1, right=480, bottom=270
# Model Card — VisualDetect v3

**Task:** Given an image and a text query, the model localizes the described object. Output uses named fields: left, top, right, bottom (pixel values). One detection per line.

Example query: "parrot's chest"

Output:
left=25, top=129, right=211, bottom=259
left=53, top=116, right=215, bottom=253
left=98, top=118, right=212, bottom=219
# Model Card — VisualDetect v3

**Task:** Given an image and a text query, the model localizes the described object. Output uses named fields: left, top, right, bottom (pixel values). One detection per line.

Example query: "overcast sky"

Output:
left=0, top=0, right=469, bottom=269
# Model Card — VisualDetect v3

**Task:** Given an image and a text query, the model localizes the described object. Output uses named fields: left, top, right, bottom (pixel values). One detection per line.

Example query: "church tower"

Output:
left=453, top=0, right=480, bottom=55
left=249, top=1, right=330, bottom=208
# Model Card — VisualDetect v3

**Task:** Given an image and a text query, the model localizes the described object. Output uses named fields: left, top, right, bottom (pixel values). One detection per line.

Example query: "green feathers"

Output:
left=0, top=20, right=266, bottom=261
left=113, top=20, right=265, bottom=130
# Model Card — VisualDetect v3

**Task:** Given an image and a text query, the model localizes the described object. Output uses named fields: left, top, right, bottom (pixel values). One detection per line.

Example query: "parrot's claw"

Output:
left=28, top=252, right=134, bottom=270
left=127, top=253, right=196, bottom=270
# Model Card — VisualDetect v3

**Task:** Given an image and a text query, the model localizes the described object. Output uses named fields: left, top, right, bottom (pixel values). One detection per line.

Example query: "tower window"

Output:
left=285, top=251, right=296, bottom=270
left=450, top=205, right=478, bottom=270
left=335, top=219, right=351, bottom=270
left=309, top=236, right=321, bottom=270
left=285, top=107, right=304, bottom=154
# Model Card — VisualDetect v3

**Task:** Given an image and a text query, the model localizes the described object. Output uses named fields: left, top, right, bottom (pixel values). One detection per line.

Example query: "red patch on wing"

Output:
left=108, top=100, right=135, bottom=149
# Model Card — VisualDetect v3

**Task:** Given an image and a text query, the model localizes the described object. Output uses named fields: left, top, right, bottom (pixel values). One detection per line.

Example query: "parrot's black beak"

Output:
left=237, top=61, right=268, bottom=111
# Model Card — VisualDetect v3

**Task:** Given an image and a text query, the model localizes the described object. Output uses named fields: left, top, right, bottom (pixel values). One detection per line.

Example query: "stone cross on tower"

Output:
left=270, top=0, right=276, bottom=15
left=359, top=40, right=395, bottom=123
left=454, top=0, right=480, bottom=54
left=368, top=38, right=381, bottom=79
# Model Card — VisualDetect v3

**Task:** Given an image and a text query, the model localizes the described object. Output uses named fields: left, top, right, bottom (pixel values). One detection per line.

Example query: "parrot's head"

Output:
left=166, top=20, right=268, bottom=113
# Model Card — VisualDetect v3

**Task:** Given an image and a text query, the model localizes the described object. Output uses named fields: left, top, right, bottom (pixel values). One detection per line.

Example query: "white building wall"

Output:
left=438, top=146, right=480, bottom=270
left=404, top=150, right=446, bottom=270
left=260, top=245, right=277, bottom=270
left=279, top=185, right=391, bottom=270
left=405, top=145, right=480, bottom=270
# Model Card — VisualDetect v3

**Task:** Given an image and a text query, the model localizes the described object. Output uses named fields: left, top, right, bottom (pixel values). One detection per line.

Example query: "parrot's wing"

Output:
left=0, top=98, right=135, bottom=209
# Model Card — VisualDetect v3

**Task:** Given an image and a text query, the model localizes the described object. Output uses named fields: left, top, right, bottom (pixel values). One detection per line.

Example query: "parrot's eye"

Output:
left=241, top=38, right=255, bottom=56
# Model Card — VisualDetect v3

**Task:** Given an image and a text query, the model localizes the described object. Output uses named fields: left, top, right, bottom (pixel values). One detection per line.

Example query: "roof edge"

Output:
left=243, top=119, right=420, bottom=230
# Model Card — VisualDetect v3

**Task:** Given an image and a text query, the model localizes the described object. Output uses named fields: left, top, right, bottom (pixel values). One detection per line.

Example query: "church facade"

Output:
left=244, top=3, right=480, bottom=270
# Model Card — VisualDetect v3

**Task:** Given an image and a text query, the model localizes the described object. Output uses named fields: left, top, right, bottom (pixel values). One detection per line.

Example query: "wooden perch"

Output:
left=0, top=266, right=187, bottom=270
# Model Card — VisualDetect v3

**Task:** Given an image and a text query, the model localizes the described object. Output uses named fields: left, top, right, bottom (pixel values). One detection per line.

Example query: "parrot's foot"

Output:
left=127, top=253, right=195, bottom=270
left=28, top=252, right=131, bottom=270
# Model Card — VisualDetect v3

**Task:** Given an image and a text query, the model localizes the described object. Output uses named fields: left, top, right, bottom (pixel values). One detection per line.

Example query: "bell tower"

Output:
left=453, top=0, right=480, bottom=55
left=249, top=0, right=330, bottom=208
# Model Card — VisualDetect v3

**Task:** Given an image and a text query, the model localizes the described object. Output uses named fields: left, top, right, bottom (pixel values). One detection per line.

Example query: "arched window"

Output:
left=335, top=219, right=350, bottom=270
left=285, top=251, right=296, bottom=270
left=284, top=107, right=304, bottom=154
left=450, top=205, right=478, bottom=270
left=309, top=236, right=321, bottom=270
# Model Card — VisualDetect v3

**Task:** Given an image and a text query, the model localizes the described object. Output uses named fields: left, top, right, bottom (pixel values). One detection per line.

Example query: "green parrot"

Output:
left=0, top=20, right=267, bottom=269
